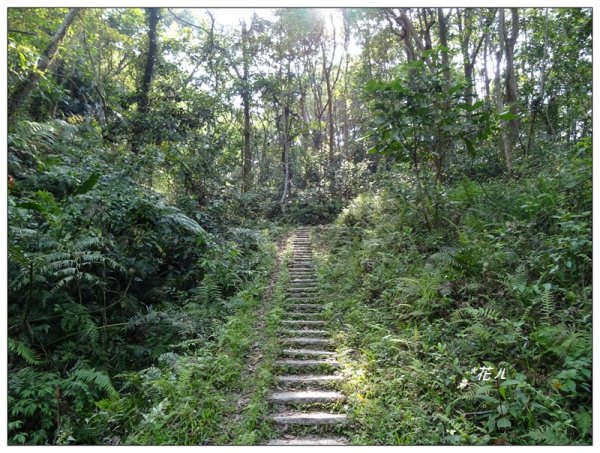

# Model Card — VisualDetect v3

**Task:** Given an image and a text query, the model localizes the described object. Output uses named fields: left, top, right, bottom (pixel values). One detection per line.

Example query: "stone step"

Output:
left=267, top=437, right=347, bottom=446
left=281, top=319, right=326, bottom=326
left=277, top=374, right=343, bottom=385
left=275, top=359, right=340, bottom=369
left=288, top=285, right=319, bottom=290
left=288, top=304, right=323, bottom=311
left=288, top=284, right=317, bottom=287
left=282, top=337, right=331, bottom=346
left=272, top=412, right=347, bottom=426
left=282, top=348, right=335, bottom=357
left=270, top=391, right=344, bottom=404
left=284, top=312, right=321, bottom=319
left=283, top=329, right=328, bottom=336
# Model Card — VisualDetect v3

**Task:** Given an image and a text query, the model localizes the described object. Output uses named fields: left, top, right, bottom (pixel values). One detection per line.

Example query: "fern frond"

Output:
left=538, top=287, right=553, bottom=322
left=73, top=237, right=101, bottom=251
left=456, top=305, right=499, bottom=322
left=79, top=252, right=106, bottom=264
left=8, top=338, right=43, bottom=365
left=428, top=246, right=460, bottom=268
left=504, top=264, right=528, bottom=294
left=53, top=267, right=77, bottom=278
left=194, top=276, right=222, bottom=305
left=68, top=368, right=118, bottom=398
left=526, top=423, right=569, bottom=445
left=51, top=275, right=75, bottom=293
left=161, top=208, right=206, bottom=235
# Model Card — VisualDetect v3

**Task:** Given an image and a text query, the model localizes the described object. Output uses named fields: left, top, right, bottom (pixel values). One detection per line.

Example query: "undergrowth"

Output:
left=81, top=235, right=279, bottom=444
left=314, top=144, right=592, bottom=445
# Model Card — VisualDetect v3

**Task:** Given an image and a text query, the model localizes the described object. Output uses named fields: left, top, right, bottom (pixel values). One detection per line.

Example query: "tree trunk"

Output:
left=458, top=9, right=475, bottom=103
left=458, top=9, right=498, bottom=105
left=504, top=8, right=520, bottom=138
left=132, top=8, right=160, bottom=154
left=437, top=8, right=451, bottom=86
left=434, top=8, right=451, bottom=184
left=483, top=23, right=492, bottom=103
left=8, top=8, right=81, bottom=127
left=241, top=21, right=252, bottom=193
left=498, top=8, right=513, bottom=173
left=527, top=8, right=551, bottom=153
left=280, top=105, right=290, bottom=207
left=326, top=69, right=335, bottom=167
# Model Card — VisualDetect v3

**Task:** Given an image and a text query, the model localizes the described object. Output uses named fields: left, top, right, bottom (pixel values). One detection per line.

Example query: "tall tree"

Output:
left=240, top=20, right=252, bottom=193
left=499, top=8, right=520, bottom=172
left=457, top=9, right=497, bottom=104
left=8, top=8, right=81, bottom=127
left=132, top=7, right=161, bottom=154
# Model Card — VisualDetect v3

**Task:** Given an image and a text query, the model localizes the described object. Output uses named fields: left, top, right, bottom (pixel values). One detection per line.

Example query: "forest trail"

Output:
left=267, top=227, right=348, bottom=446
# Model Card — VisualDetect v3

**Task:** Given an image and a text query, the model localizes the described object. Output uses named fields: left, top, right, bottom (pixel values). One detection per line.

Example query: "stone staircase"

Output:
left=267, top=227, right=347, bottom=446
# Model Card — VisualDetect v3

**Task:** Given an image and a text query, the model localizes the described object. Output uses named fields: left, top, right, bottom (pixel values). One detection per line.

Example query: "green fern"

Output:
left=428, top=246, right=460, bottom=269
left=455, top=305, right=499, bottom=322
left=526, top=422, right=570, bottom=445
left=161, top=207, right=207, bottom=235
left=68, top=368, right=118, bottom=399
left=573, top=410, right=592, bottom=438
left=538, top=287, right=553, bottom=322
left=58, top=302, right=99, bottom=345
left=504, top=264, right=528, bottom=295
left=195, top=276, right=222, bottom=305
left=8, top=338, right=43, bottom=365
left=532, top=325, right=590, bottom=359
